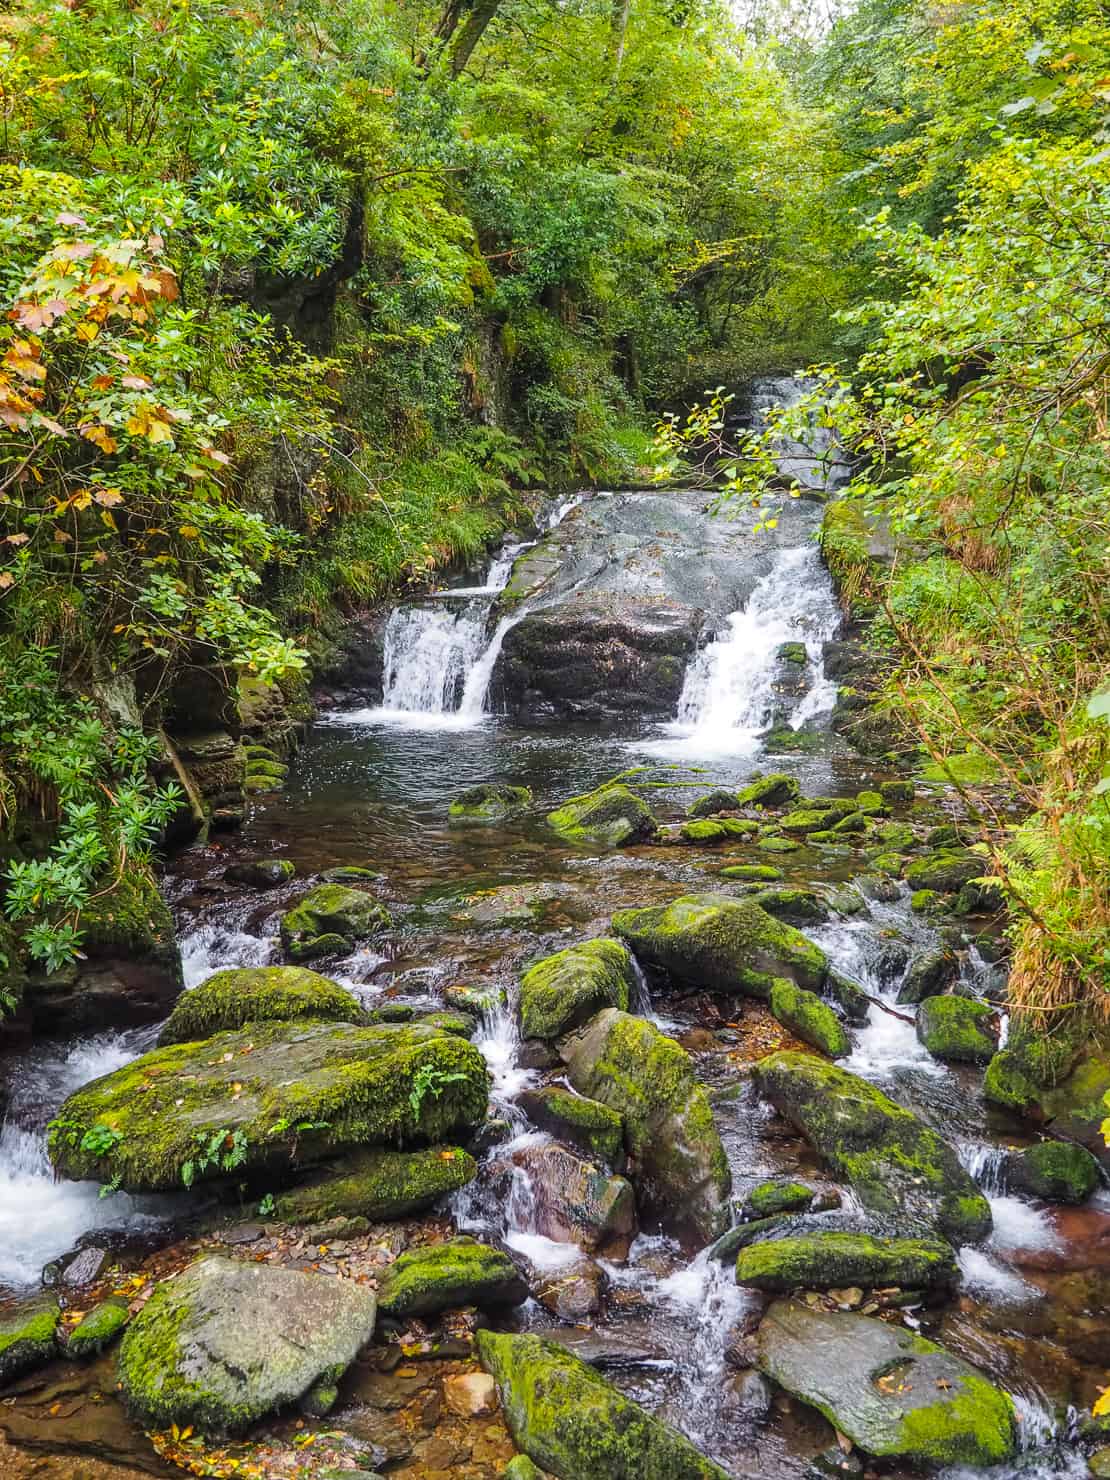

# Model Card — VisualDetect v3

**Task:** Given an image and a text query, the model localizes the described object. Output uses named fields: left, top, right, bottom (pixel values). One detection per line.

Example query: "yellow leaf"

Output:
left=1093, top=1387, right=1110, bottom=1419
left=75, top=320, right=100, bottom=343
left=178, top=524, right=200, bottom=538
left=82, top=423, right=118, bottom=455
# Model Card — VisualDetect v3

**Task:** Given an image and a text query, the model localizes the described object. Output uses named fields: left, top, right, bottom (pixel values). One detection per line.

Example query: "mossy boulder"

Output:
left=749, top=887, right=829, bottom=925
left=720, top=864, right=783, bottom=882
left=159, top=966, right=364, bottom=1045
left=880, top=780, right=915, bottom=804
left=687, top=788, right=740, bottom=818
left=916, top=995, right=996, bottom=1064
left=758, top=834, right=802, bottom=853
left=743, top=1180, right=814, bottom=1219
left=66, top=1299, right=128, bottom=1359
left=280, top=884, right=391, bottom=961
left=49, top=1020, right=490, bottom=1192
left=1007, top=1141, right=1100, bottom=1204
left=519, top=938, right=634, bottom=1041
left=855, top=790, right=887, bottom=815
left=558, top=1008, right=730, bottom=1241
left=897, top=949, right=958, bottom=1005
left=375, top=1237, right=527, bottom=1317
left=904, top=850, right=984, bottom=895
left=737, top=774, right=800, bottom=808
left=224, top=858, right=295, bottom=888
left=780, top=805, right=854, bottom=834
left=679, top=818, right=758, bottom=843
left=735, top=1232, right=957, bottom=1293
left=449, top=782, right=533, bottom=824
left=517, top=1086, right=624, bottom=1165
left=753, top=1052, right=991, bottom=1243
left=756, top=1301, right=1015, bottom=1466
left=546, top=783, right=657, bottom=847
left=477, top=1330, right=731, bottom=1480
left=0, top=1296, right=60, bottom=1382
left=272, top=1146, right=477, bottom=1224
left=117, top=1256, right=377, bottom=1435
left=612, top=893, right=827, bottom=1000
left=769, top=979, right=850, bottom=1058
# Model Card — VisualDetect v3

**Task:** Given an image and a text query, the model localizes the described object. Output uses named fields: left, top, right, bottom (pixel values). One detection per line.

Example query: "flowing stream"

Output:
left=0, top=377, right=1101, bottom=1480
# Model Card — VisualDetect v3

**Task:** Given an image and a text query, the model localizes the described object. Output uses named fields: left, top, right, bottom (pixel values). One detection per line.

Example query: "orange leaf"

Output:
left=81, top=423, right=118, bottom=454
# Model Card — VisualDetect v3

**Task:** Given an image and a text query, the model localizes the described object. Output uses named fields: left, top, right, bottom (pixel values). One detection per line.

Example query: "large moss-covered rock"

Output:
left=904, top=850, right=984, bottom=894
left=769, top=979, right=850, bottom=1058
left=613, top=893, right=827, bottom=1000
left=743, top=1179, right=815, bottom=1219
left=159, top=966, right=364, bottom=1045
left=0, top=1296, right=59, bottom=1382
left=983, top=1027, right=1110, bottom=1165
left=66, top=1299, right=129, bottom=1359
left=916, top=995, right=996, bottom=1064
left=449, top=783, right=533, bottom=825
left=897, top=948, right=958, bottom=1004
left=735, top=1232, right=957, bottom=1293
left=736, top=774, right=800, bottom=808
left=546, top=783, right=658, bottom=847
left=558, top=1008, right=730, bottom=1241
left=272, top=1146, right=477, bottom=1224
left=756, top=1301, right=1015, bottom=1466
left=280, top=884, right=391, bottom=962
left=48, top=1020, right=490, bottom=1191
left=375, top=1238, right=527, bottom=1317
left=477, top=1330, right=731, bottom=1480
left=749, top=887, right=829, bottom=925
left=679, top=818, right=758, bottom=844
left=117, top=1256, right=376, bottom=1435
left=753, top=1052, right=991, bottom=1243
left=519, top=938, right=634, bottom=1040
left=1007, top=1141, right=1099, bottom=1204
left=517, top=1086, right=624, bottom=1164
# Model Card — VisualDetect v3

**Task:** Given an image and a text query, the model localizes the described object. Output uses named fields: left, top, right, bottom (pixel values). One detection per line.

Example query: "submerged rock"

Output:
left=753, top=1051, right=991, bottom=1243
left=159, top=965, right=364, bottom=1045
left=613, top=893, right=827, bottom=999
left=735, top=1232, right=957, bottom=1293
left=272, top=1146, right=477, bottom=1224
left=1007, top=1141, right=1099, bottom=1204
left=375, top=1237, right=527, bottom=1317
left=769, top=979, right=850, bottom=1058
left=477, top=1329, right=731, bottom=1479
left=517, top=1085, right=624, bottom=1164
left=519, top=937, right=635, bottom=1040
left=558, top=1008, right=730, bottom=1241
left=0, top=1296, right=59, bottom=1382
left=546, top=782, right=658, bottom=847
left=916, top=994, right=996, bottom=1064
left=280, top=883, right=391, bottom=961
left=117, top=1256, right=377, bottom=1435
left=449, top=782, right=533, bottom=824
left=755, top=1301, right=1015, bottom=1466
left=224, top=858, right=295, bottom=888
left=49, top=1020, right=490, bottom=1191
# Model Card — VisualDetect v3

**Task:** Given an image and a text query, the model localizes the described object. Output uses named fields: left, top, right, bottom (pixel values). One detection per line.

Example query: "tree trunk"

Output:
left=446, top=0, right=503, bottom=76
left=608, top=0, right=631, bottom=75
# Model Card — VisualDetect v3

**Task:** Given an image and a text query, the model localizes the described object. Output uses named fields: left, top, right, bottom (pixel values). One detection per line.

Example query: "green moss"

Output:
left=735, top=1232, right=957, bottom=1293
left=518, top=1086, right=624, bottom=1163
left=911, top=888, right=947, bottom=916
left=758, top=834, right=802, bottom=853
left=376, top=1237, right=527, bottom=1317
left=736, top=774, right=800, bottom=808
left=280, top=883, right=391, bottom=961
left=519, top=937, right=633, bottom=1040
left=919, top=752, right=1000, bottom=785
left=546, top=783, right=657, bottom=847
left=743, top=1179, right=814, bottom=1218
left=67, top=1299, right=128, bottom=1359
left=749, top=887, right=829, bottom=924
left=905, top=849, right=984, bottom=894
left=159, top=967, right=363, bottom=1045
left=916, top=995, right=995, bottom=1064
left=1009, top=1140, right=1098, bottom=1204
left=781, top=805, right=854, bottom=834
left=687, top=788, right=741, bottom=818
left=719, top=864, right=783, bottom=881
left=680, top=818, right=758, bottom=843
left=820, top=499, right=887, bottom=616
left=273, top=1146, right=477, bottom=1223
left=770, top=979, right=850, bottom=1058
left=880, top=780, right=915, bottom=804
left=0, top=1298, right=60, bottom=1381
left=855, top=790, right=886, bottom=815
left=449, top=783, right=532, bottom=824
left=896, top=1375, right=1016, bottom=1465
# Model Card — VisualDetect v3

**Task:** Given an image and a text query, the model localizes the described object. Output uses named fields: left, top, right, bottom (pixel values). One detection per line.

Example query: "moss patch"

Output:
left=735, top=1232, right=956, bottom=1293
left=67, top=1299, right=128, bottom=1359
left=736, top=774, right=800, bottom=808
left=743, top=1179, right=814, bottom=1219
left=0, top=1297, right=60, bottom=1382
left=770, top=979, right=850, bottom=1058
left=279, top=884, right=391, bottom=962
left=273, top=1146, right=477, bottom=1223
left=159, top=967, right=363, bottom=1045
left=449, top=783, right=532, bottom=824
left=519, top=937, right=634, bottom=1041
left=546, top=782, right=658, bottom=847
left=376, top=1237, right=527, bottom=1317
left=916, top=995, right=995, bottom=1064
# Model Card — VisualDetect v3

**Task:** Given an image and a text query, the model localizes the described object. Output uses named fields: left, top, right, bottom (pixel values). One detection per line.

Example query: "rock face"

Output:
left=477, top=1329, right=732, bottom=1479
left=272, top=1146, right=478, bottom=1223
left=159, top=966, right=364, bottom=1045
left=613, top=893, right=827, bottom=998
left=735, top=1232, right=957, bottom=1293
left=449, top=782, right=532, bottom=824
left=117, top=1256, right=377, bottom=1434
left=375, top=1238, right=528, bottom=1317
left=279, top=883, right=391, bottom=961
left=546, top=783, right=658, bottom=847
left=49, top=1020, right=490, bottom=1191
left=0, top=1296, right=59, bottom=1382
left=558, top=1008, right=730, bottom=1241
left=916, top=994, right=996, bottom=1064
left=519, top=938, right=635, bottom=1040
left=755, top=1301, right=1015, bottom=1466
left=512, top=1142, right=636, bottom=1253
left=753, top=1052, right=991, bottom=1244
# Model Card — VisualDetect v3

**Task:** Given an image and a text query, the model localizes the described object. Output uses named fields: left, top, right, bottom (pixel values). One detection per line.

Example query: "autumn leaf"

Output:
left=93, top=487, right=123, bottom=506
left=81, top=423, right=118, bottom=454
left=0, top=572, right=14, bottom=589
left=121, top=374, right=151, bottom=390
left=5, top=533, right=29, bottom=546
left=1093, top=1388, right=1110, bottom=1419
left=75, top=320, right=99, bottom=343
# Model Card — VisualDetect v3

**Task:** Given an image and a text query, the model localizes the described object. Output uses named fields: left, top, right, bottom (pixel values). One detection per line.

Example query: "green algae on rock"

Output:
left=519, top=937, right=634, bottom=1040
left=736, top=774, right=800, bottom=808
left=756, top=1301, right=1015, bottom=1466
left=558, top=1007, right=730, bottom=1241
left=117, top=1256, right=377, bottom=1435
left=159, top=966, right=364, bottom=1045
left=517, top=1085, right=624, bottom=1165
left=753, top=1051, right=991, bottom=1243
left=735, top=1232, right=957, bottom=1293
left=545, top=782, right=658, bottom=847
left=48, top=1020, right=490, bottom=1191
left=66, top=1299, right=129, bottom=1359
left=272, top=1146, right=477, bottom=1224
left=0, top=1296, right=59, bottom=1382
left=679, top=817, right=758, bottom=844
left=477, top=1329, right=731, bottom=1480
left=916, top=994, right=996, bottom=1064
left=719, top=863, right=784, bottom=882
left=375, top=1237, right=527, bottom=1317
left=224, top=858, right=296, bottom=888
left=279, top=883, right=391, bottom=962
left=769, top=979, right=850, bottom=1058
left=449, top=782, right=533, bottom=824
left=1007, top=1140, right=1099, bottom=1204
left=612, top=893, right=827, bottom=999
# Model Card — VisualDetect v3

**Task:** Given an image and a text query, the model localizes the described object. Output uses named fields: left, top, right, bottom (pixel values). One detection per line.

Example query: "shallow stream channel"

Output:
left=1, top=381, right=1107, bottom=1480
